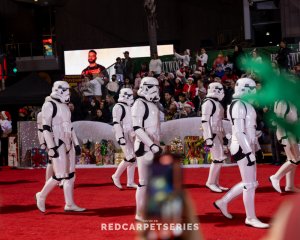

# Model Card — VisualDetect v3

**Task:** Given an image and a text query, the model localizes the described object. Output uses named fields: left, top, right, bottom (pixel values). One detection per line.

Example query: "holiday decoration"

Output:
left=79, top=140, right=94, bottom=164
left=184, top=136, right=210, bottom=164
left=169, top=137, right=184, bottom=155
left=8, top=136, right=18, bottom=167
left=31, top=147, right=47, bottom=168
left=114, top=149, right=125, bottom=165
left=94, top=142, right=103, bottom=166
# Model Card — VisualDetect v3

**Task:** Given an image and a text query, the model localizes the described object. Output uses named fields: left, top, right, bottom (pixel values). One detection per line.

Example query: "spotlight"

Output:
left=266, top=32, right=270, bottom=36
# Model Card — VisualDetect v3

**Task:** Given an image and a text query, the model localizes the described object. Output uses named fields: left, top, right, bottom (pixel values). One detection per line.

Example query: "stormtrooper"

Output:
left=270, top=100, right=300, bottom=193
left=132, top=77, right=161, bottom=221
left=214, top=78, right=269, bottom=228
left=35, top=81, right=85, bottom=212
left=202, top=82, right=229, bottom=193
left=37, top=112, right=53, bottom=182
left=111, top=88, right=137, bottom=189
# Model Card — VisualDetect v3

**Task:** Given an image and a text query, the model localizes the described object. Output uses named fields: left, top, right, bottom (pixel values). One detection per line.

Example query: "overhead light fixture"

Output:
left=34, top=0, right=38, bottom=2
left=269, top=41, right=273, bottom=44
left=266, top=32, right=270, bottom=36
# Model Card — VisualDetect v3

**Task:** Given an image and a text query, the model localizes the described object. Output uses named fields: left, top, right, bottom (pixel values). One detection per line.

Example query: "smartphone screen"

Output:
left=145, top=154, right=183, bottom=221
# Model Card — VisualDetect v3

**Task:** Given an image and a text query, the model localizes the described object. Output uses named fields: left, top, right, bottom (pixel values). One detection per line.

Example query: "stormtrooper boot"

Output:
left=36, top=177, right=58, bottom=212
left=127, top=162, right=137, bottom=188
left=135, top=185, right=146, bottom=221
left=243, top=185, right=269, bottom=228
left=64, top=176, right=85, bottom=212
left=270, top=161, right=295, bottom=193
left=214, top=182, right=244, bottom=219
left=285, top=166, right=300, bottom=193
left=206, top=162, right=222, bottom=192
left=215, top=161, right=229, bottom=191
left=45, top=163, right=54, bottom=182
left=112, top=160, right=130, bottom=189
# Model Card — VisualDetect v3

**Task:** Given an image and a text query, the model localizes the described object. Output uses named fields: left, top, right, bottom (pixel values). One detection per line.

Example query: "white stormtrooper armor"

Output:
left=35, top=81, right=85, bottom=213
left=111, top=88, right=137, bottom=189
left=270, top=100, right=300, bottom=193
left=214, top=78, right=269, bottom=228
left=132, top=77, right=161, bottom=221
left=37, top=112, right=53, bottom=182
left=202, top=82, right=228, bottom=193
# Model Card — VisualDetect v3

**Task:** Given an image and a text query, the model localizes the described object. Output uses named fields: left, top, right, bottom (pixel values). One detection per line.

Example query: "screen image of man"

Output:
left=81, top=50, right=109, bottom=102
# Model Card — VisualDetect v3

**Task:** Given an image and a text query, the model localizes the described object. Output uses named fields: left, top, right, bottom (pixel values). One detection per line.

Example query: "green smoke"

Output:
left=241, top=58, right=300, bottom=137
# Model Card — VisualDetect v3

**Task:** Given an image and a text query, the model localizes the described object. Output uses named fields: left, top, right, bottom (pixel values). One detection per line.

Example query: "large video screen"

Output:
left=64, top=44, right=174, bottom=75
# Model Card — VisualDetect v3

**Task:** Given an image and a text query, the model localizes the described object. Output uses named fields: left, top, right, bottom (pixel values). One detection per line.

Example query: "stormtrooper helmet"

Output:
left=118, top=88, right=134, bottom=106
left=50, top=81, right=70, bottom=103
left=206, top=82, right=224, bottom=101
left=233, top=78, right=256, bottom=98
left=137, top=77, right=160, bottom=103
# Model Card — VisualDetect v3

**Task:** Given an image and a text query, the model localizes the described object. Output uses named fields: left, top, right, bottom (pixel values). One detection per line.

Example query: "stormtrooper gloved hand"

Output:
left=48, top=147, right=59, bottom=158
left=205, top=139, right=213, bottom=148
left=118, top=137, right=126, bottom=146
left=246, top=152, right=256, bottom=166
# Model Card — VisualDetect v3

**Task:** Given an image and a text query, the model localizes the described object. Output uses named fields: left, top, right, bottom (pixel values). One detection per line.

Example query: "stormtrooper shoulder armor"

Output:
left=132, top=99, right=149, bottom=128
left=113, top=103, right=126, bottom=124
left=229, top=100, right=247, bottom=121
left=202, top=99, right=216, bottom=119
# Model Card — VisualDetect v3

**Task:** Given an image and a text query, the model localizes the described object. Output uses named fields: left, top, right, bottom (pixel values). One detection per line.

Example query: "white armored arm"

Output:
left=71, top=127, right=79, bottom=146
left=274, top=101, right=288, bottom=143
left=132, top=100, right=159, bottom=152
left=42, top=102, right=55, bottom=149
left=41, top=102, right=58, bottom=158
left=71, top=126, right=81, bottom=156
left=112, top=104, right=126, bottom=145
left=201, top=100, right=214, bottom=146
left=37, top=112, right=46, bottom=149
left=231, top=101, right=253, bottom=155
left=174, top=52, right=185, bottom=60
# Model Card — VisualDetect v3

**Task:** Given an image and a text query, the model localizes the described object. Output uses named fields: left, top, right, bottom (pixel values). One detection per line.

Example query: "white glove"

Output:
left=48, top=148, right=59, bottom=158
left=205, top=139, right=213, bottom=147
left=246, top=152, right=256, bottom=166
left=118, top=137, right=126, bottom=145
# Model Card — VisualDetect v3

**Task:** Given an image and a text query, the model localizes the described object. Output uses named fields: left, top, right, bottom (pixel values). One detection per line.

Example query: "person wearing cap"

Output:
left=173, top=77, right=184, bottom=100
left=122, top=51, right=134, bottom=82
left=183, top=76, right=196, bottom=100
left=179, top=101, right=197, bottom=118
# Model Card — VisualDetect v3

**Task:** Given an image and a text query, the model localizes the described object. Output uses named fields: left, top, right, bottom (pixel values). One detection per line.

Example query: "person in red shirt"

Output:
left=183, top=76, right=196, bottom=100
left=221, top=67, right=238, bottom=83
left=81, top=50, right=109, bottom=102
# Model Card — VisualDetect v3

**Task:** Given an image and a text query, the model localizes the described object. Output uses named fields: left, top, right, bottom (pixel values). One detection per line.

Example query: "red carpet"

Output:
left=0, top=165, right=299, bottom=240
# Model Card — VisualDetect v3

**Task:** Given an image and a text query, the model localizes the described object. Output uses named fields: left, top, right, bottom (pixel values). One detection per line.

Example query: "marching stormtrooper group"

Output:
left=35, top=75, right=299, bottom=229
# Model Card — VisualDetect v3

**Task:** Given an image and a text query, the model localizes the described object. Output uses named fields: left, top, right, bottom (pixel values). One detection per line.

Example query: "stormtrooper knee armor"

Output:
left=214, top=78, right=269, bottom=228
left=35, top=81, right=85, bottom=213
left=111, top=88, right=137, bottom=190
left=132, top=77, right=161, bottom=221
left=202, top=82, right=228, bottom=192
left=270, top=100, right=300, bottom=193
